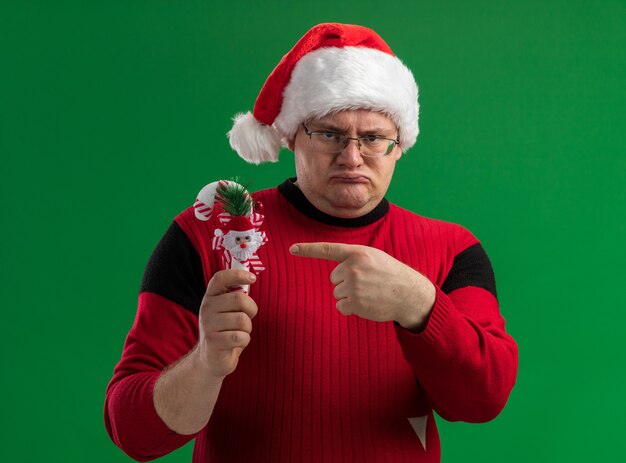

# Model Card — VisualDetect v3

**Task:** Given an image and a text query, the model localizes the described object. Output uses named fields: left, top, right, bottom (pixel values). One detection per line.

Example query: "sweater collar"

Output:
left=277, top=178, right=389, bottom=228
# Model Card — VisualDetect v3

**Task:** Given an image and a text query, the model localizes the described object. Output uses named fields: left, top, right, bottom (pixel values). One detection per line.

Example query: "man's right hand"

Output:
left=195, top=269, right=259, bottom=378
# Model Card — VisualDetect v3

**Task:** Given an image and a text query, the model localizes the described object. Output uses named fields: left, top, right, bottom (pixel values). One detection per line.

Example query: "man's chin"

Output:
left=326, top=195, right=374, bottom=218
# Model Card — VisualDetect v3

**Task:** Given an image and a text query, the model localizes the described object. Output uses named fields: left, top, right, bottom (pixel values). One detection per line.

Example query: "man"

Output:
left=105, top=23, right=518, bottom=462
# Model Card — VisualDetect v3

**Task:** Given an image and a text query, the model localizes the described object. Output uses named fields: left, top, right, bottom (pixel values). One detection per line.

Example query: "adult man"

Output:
left=105, top=23, right=518, bottom=462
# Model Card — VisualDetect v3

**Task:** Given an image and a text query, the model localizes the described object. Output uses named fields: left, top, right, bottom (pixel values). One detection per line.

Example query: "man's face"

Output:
left=289, top=109, right=402, bottom=219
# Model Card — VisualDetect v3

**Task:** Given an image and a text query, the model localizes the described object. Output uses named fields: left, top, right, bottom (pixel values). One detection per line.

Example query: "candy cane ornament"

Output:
left=194, top=180, right=267, bottom=293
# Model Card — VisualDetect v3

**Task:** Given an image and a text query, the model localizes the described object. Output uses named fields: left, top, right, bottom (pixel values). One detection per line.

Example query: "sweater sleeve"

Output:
left=104, top=221, right=206, bottom=461
left=394, top=231, right=518, bottom=424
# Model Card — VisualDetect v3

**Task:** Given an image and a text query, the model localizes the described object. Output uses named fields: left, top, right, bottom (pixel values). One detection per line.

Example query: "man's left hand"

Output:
left=290, top=242, right=436, bottom=330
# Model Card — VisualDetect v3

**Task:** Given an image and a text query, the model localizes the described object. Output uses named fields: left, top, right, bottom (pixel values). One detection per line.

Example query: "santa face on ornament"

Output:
left=222, top=229, right=265, bottom=262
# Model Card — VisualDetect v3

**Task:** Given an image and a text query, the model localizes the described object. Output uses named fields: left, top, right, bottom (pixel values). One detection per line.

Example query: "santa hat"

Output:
left=225, top=215, right=256, bottom=233
left=228, top=22, right=419, bottom=164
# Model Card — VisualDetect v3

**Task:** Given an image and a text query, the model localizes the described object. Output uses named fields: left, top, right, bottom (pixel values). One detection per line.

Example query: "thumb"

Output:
left=206, top=269, right=256, bottom=296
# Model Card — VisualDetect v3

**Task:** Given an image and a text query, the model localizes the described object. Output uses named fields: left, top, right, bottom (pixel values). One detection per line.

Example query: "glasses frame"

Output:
left=302, top=124, right=400, bottom=157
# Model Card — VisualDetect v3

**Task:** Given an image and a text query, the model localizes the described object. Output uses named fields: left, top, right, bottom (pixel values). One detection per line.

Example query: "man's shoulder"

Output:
left=387, top=203, right=480, bottom=252
left=387, top=202, right=466, bottom=232
left=251, top=185, right=280, bottom=201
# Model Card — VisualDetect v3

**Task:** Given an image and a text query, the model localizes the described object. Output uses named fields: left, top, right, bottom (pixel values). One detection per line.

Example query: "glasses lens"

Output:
left=311, top=133, right=345, bottom=152
left=359, top=137, right=395, bottom=157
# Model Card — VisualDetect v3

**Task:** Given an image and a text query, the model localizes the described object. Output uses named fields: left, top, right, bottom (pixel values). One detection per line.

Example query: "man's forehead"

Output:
left=308, top=109, right=397, bottom=132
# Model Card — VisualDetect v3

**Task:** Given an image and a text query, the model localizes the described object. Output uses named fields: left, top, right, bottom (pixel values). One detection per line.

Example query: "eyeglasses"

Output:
left=302, top=124, right=400, bottom=158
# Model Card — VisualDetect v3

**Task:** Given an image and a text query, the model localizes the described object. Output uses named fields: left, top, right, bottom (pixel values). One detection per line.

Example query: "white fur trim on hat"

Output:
left=228, top=112, right=282, bottom=164
left=274, top=46, right=419, bottom=151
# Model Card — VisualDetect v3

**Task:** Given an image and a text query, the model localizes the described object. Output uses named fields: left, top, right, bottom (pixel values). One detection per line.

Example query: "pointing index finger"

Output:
left=289, top=242, right=354, bottom=262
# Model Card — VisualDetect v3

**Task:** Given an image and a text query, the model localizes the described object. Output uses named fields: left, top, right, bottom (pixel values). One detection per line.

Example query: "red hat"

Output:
left=225, top=215, right=255, bottom=233
left=228, top=23, right=419, bottom=164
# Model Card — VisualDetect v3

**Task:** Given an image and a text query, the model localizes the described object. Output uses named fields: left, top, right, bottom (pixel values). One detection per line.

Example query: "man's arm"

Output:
left=104, top=221, right=257, bottom=460
left=153, top=270, right=258, bottom=435
left=104, top=293, right=199, bottom=462
left=290, top=240, right=518, bottom=424
left=394, top=284, right=517, bottom=423
left=393, top=238, right=517, bottom=423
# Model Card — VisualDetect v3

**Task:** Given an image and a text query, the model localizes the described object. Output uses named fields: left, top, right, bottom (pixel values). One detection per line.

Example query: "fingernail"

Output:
left=290, top=245, right=299, bottom=254
left=248, top=273, right=256, bottom=282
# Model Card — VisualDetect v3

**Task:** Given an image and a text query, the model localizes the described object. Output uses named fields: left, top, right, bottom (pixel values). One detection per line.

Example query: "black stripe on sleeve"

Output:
left=441, top=243, right=498, bottom=299
left=139, top=221, right=205, bottom=315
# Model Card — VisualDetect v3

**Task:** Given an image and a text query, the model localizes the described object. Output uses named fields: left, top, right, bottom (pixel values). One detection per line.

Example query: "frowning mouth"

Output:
left=329, top=175, right=370, bottom=183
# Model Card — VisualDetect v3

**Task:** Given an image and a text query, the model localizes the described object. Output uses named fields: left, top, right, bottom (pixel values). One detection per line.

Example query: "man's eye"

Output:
left=363, top=135, right=383, bottom=144
left=245, top=236, right=251, bottom=241
left=235, top=237, right=241, bottom=242
left=320, top=132, right=340, bottom=140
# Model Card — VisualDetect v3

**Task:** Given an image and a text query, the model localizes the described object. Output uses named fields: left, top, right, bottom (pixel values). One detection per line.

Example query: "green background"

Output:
left=2, top=1, right=625, bottom=461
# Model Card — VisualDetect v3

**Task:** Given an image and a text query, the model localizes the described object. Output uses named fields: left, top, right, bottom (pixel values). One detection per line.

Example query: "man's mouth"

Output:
left=330, top=174, right=369, bottom=183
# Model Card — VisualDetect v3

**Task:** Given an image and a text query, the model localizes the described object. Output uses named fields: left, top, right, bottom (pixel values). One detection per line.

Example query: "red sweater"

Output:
left=105, top=179, right=518, bottom=462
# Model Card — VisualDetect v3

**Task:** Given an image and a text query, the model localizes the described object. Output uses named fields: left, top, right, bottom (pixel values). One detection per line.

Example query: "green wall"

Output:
left=2, top=1, right=625, bottom=461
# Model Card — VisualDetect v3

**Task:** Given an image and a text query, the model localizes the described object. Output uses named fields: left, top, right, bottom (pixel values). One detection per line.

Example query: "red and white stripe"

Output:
left=241, top=255, right=265, bottom=273
left=194, top=179, right=233, bottom=222
left=194, top=199, right=213, bottom=221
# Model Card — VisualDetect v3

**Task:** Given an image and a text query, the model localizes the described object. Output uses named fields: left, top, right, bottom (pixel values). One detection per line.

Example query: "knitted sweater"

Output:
left=104, top=178, right=518, bottom=462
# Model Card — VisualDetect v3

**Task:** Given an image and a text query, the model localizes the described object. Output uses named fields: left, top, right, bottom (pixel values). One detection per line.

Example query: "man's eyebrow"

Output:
left=311, top=122, right=345, bottom=132
left=360, top=127, right=395, bottom=135
left=312, top=123, right=395, bottom=135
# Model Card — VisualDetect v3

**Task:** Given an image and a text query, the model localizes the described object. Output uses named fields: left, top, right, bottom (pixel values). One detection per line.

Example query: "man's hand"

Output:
left=195, top=269, right=259, bottom=378
left=290, top=242, right=435, bottom=330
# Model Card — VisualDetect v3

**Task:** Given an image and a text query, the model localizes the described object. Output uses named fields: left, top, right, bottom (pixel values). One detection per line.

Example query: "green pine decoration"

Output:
left=216, top=180, right=254, bottom=217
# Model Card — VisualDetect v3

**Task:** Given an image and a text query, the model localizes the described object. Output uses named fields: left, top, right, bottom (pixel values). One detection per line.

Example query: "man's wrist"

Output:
left=395, top=277, right=436, bottom=331
left=396, top=308, right=428, bottom=331
left=188, top=344, right=228, bottom=382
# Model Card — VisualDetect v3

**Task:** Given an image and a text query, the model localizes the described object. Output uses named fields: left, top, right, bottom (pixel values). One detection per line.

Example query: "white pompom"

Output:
left=214, top=229, right=223, bottom=237
left=227, top=112, right=281, bottom=164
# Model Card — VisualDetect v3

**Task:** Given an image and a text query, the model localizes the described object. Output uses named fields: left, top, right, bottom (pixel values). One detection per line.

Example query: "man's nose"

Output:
left=336, top=138, right=363, bottom=166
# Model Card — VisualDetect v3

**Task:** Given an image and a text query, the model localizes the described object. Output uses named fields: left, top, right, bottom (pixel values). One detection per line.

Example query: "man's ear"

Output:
left=287, top=126, right=301, bottom=152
